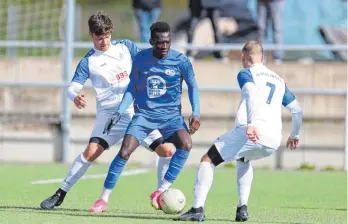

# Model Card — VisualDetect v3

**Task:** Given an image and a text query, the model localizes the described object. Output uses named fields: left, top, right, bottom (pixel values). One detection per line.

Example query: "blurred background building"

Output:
left=0, top=0, right=347, bottom=170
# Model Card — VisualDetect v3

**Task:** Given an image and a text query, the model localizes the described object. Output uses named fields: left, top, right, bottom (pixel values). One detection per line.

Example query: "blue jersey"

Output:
left=117, top=48, right=200, bottom=120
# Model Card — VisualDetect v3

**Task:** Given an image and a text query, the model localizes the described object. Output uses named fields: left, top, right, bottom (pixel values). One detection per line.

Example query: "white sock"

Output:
left=237, top=161, right=253, bottom=207
left=100, top=187, right=112, bottom=202
left=158, top=179, right=171, bottom=192
left=157, top=156, right=171, bottom=189
left=193, top=162, right=215, bottom=208
left=60, top=153, right=91, bottom=192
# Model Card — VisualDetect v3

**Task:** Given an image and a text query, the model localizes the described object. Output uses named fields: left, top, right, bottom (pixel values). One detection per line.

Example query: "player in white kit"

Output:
left=40, top=12, right=175, bottom=211
left=176, top=41, right=303, bottom=222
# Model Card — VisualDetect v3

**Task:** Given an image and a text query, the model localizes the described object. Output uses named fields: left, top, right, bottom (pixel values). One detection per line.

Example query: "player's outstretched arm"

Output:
left=283, top=84, right=303, bottom=150
left=238, top=70, right=259, bottom=143
left=181, top=57, right=200, bottom=134
left=67, top=58, right=90, bottom=109
left=104, top=60, right=139, bottom=134
left=116, top=61, right=139, bottom=114
left=103, top=83, right=134, bottom=135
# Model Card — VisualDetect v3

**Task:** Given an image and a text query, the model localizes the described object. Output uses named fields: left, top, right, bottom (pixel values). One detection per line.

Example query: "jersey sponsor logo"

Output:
left=147, top=75, right=167, bottom=98
left=164, top=69, right=176, bottom=76
left=255, top=72, right=283, bottom=83
left=116, top=71, right=129, bottom=81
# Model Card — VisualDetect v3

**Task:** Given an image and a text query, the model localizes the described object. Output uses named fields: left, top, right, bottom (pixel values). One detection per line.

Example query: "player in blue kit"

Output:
left=90, top=21, right=200, bottom=210
left=40, top=12, right=175, bottom=212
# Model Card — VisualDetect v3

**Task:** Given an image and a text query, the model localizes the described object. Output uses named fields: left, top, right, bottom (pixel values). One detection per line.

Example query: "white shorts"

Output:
left=90, top=110, right=162, bottom=150
left=214, top=126, right=276, bottom=163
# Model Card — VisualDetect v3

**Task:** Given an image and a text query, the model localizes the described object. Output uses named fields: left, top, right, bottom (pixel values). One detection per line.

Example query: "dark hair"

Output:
left=150, top=21, right=171, bottom=39
left=88, top=11, right=114, bottom=36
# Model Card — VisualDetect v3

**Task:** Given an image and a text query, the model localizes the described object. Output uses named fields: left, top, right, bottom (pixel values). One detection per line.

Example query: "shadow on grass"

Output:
left=0, top=206, right=86, bottom=212
left=280, top=206, right=347, bottom=211
left=208, top=218, right=317, bottom=224
left=0, top=205, right=171, bottom=221
left=0, top=205, right=156, bottom=214
left=0, top=205, right=322, bottom=223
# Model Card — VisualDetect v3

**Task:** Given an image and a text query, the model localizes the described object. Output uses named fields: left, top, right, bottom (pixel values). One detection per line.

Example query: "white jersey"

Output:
left=235, top=63, right=296, bottom=149
left=66, top=39, right=163, bottom=149
left=67, top=39, right=140, bottom=113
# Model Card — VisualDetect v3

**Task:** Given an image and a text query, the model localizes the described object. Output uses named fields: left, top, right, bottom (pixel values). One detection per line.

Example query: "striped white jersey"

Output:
left=67, top=39, right=140, bottom=113
left=236, top=63, right=297, bottom=149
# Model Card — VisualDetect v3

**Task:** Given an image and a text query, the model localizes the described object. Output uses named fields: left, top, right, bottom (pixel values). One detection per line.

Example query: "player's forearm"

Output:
left=187, top=79, right=200, bottom=117
left=67, top=82, right=83, bottom=101
left=117, top=91, right=134, bottom=114
left=286, top=100, right=303, bottom=138
left=242, top=82, right=259, bottom=126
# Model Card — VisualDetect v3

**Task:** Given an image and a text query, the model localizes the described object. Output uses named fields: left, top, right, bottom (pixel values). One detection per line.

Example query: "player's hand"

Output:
left=189, top=116, right=200, bottom=135
left=103, top=112, right=122, bottom=135
left=286, top=137, right=299, bottom=150
left=73, top=94, right=87, bottom=109
left=246, top=126, right=259, bottom=144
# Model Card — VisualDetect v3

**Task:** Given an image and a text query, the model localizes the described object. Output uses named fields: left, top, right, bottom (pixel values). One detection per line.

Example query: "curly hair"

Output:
left=150, top=21, right=171, bottom=39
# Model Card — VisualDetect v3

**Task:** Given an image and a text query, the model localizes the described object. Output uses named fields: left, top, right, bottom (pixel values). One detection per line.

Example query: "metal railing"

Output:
left=0, top=40, right=347, bottom=52
left=0, top=0, right=347, bottom=169
left=0, top=80, right=346, bottom=169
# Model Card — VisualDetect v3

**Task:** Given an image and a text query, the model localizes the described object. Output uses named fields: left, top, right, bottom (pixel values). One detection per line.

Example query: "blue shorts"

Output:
left=125, top=114, right=189, bottom=144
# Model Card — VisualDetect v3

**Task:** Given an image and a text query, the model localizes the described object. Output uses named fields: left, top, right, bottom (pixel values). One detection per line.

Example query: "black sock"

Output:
left=192, top=207, right=204, bottom=213
left=57, top=188, right=67, bottom=200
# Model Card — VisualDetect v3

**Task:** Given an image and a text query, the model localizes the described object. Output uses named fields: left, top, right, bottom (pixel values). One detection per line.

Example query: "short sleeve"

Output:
left=237, top=69, right=254, bottom=89
left=282, top=84, right=296, bottom=107
left=71, top=58, right=89, bottom=84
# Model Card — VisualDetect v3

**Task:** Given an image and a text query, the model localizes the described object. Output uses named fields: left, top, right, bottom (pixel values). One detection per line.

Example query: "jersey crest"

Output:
left=147, top=75, right=167, bottom=98
left=164, top=68, right=176, bottom=76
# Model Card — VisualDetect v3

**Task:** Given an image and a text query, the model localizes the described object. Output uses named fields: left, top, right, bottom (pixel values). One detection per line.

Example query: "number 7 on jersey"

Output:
left=266, top=82, right=275, bottom=104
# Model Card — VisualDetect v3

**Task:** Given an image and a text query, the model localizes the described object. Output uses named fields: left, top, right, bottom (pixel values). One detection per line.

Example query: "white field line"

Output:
left=30, top=168, right=150, bottom=185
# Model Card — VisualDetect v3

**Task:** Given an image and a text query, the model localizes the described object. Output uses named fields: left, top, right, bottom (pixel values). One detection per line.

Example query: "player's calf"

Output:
left=83, top=139, right=108, bottom=162
left=152, top=131, right=192, bottom=209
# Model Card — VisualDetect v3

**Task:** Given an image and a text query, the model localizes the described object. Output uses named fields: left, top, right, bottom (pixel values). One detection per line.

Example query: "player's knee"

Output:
left=118, top=148, right=132, bottom=160
left=200, top=154, right=212, bottom=163
left=118, top=143, right=135, bottom=160
left=177, top=138, right=192, bottom=151
left=83, top=137, right=108, bottom=161
left=83, top=144, right=104, bottom=162
left=166, top=147, right=175, bottom=157
left=156, top=144, right=175, bottom=158
left=118, top=135, right=139, bottom=160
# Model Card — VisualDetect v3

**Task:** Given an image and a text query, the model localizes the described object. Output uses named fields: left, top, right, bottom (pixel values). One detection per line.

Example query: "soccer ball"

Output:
left=159, top=188, right=186, bottom=214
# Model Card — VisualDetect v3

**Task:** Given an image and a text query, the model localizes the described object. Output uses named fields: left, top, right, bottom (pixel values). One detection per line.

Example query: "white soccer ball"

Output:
left=159, top=188, right=186, bottom=214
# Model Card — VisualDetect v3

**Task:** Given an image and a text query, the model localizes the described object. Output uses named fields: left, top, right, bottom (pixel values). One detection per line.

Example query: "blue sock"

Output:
left=164, top=149, right=190, bottom=183
left=104, top=154, right=127, bottom=189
